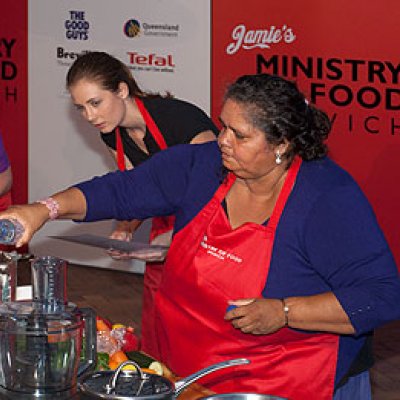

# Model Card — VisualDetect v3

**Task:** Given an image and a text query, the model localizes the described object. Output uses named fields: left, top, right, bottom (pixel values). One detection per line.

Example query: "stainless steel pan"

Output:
left=79, top=358, right=250, bottom=399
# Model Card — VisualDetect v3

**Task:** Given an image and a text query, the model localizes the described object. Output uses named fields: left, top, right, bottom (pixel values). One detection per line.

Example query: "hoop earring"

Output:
left=275, top=151, right=282, bottom=165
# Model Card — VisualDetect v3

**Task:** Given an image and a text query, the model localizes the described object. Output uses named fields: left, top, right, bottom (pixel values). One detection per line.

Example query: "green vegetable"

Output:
left=96, top=352, right=110, bottom=371
left=126, top=351, right=163, bottom=375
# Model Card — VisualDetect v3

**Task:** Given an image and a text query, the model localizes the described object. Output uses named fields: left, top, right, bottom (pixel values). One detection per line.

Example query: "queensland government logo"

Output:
left=123, top=18, right=179, bottom=38
left=226, top=24, right=296, bottom=55
left=65, top=10, right=90, bottom=40
left=124, top=19, right=141, bottom=38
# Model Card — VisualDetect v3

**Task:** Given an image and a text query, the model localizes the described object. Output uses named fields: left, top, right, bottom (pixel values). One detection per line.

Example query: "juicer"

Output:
left=0, top=256, right=96, bottom=399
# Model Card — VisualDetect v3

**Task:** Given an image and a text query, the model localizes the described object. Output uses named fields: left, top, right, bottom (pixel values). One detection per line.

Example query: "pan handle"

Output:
left=174, top=358, right=250, bottom=396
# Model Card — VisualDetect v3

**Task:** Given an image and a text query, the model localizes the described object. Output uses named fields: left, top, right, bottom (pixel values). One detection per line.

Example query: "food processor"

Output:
left=0, top=256, right=96, bottom=399
left=0, top=251, right=17, bottom=303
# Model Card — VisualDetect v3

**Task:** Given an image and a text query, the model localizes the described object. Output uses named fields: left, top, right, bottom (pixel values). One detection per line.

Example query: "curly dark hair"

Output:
left=224, top=74, right=331, bottom=161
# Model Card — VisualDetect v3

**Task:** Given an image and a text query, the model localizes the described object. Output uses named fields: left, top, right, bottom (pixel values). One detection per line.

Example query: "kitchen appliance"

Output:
left=0, top=255, right=96, bottom=399
left=79, top=358, right=250, bottom=400
left=0, top=251, right=18, bottom=302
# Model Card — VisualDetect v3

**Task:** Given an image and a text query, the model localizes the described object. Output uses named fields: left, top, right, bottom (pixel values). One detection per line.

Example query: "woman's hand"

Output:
left=109, top=220, right=138, bottom=242
left=107, top=219, right=170, bottom=262
left=224, top=298, right=286, bottom=335
left=107, top=218, right=168, bottom=262
left=107, top=247, right=168, bottom=262
left=225, top=293, right=356, bottom=335
left=0, top=203, right=50, bottom=247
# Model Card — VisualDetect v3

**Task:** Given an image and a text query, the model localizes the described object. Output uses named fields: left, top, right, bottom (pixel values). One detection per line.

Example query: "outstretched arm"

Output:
left=0, top=187, right=87, bottom=247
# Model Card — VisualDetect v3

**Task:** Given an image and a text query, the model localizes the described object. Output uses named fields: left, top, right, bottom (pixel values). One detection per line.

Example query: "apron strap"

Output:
left=268, top=156, right=302, bottom=229
left=214, top=173, right=236, bottom=203
left=135, top=97, right=168, bottom=150
left=115, top=98, right=168, bottom=172
left=214, top=158, right=302, bottom=229
left=116, top=126, right=126, bottom=171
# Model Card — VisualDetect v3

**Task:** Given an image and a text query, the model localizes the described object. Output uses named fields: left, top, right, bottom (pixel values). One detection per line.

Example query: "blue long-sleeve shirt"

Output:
left=75, top=141, right=400, bottom=386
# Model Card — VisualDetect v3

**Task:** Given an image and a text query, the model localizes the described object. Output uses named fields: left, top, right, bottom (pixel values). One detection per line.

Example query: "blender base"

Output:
left=0, top=384, right=78, bottom=399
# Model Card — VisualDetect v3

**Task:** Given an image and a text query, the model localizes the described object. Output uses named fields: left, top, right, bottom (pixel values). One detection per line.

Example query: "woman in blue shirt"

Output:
left=3, top=74, right=400, bottom=400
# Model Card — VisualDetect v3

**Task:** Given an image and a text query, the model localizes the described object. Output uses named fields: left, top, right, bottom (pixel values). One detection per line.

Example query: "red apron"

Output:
left=155, top=158, right=339, bottom=400
left=116, top=98, right=174, bottom=359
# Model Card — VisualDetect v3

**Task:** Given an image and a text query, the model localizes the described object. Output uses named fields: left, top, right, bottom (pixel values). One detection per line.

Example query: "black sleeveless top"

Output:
left=101, top=96, right=218, bottom=167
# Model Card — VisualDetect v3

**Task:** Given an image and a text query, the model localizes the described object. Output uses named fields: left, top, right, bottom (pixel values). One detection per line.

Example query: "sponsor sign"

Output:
left=123, top=18, right=179, bottom=38
left=65, top=10, right=90, bottom=40
left=27, top=0, right=211, bottom=271
left=0, top=0, right=28, bottom=205
left=212, top=0, right=400, bottom=268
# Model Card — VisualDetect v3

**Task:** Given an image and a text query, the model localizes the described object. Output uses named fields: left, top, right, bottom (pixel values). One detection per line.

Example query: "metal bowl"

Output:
left=199, top=394, right=287, bottom=400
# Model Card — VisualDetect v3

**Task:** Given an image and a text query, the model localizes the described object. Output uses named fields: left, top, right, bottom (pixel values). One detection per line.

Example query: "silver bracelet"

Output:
left=281, top=298, right=289, bottom=327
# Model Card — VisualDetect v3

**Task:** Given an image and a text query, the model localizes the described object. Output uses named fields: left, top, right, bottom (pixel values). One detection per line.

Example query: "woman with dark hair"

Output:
left=66, top=51, right=218, bottom=358
left=4, top=73, right=400, bottom=399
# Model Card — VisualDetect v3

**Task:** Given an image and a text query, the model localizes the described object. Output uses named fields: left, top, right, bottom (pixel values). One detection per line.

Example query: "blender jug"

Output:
left=0, top=251, right=17, bottom=303
left=0, top=256, right=96, bottom=399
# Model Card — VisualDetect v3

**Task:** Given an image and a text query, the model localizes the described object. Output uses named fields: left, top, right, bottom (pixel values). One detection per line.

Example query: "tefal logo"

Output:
left=127, top=52, right=175, bottom=67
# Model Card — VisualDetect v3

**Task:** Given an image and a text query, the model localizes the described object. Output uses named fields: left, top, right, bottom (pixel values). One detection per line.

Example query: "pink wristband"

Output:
left=37, top=197, right=60, bottom=220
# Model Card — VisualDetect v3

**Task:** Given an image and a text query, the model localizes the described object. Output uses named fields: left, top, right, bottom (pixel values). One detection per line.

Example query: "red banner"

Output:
left=0, top=0, right=28, bottom=205
left=212, top=0, right=400, bottom=269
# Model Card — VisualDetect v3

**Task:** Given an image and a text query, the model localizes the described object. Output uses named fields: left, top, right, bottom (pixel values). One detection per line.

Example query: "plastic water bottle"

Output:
left=0, top=219, right=24, bottom=245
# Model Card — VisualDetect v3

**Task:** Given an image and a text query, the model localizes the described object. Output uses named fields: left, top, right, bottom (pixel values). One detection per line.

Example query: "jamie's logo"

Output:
left=226, top=24, right=296, bottom=55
